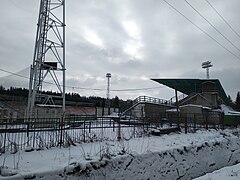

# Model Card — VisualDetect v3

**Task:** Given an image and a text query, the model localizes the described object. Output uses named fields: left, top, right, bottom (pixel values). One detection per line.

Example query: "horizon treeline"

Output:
left=0, top=85, right=132, bottom=109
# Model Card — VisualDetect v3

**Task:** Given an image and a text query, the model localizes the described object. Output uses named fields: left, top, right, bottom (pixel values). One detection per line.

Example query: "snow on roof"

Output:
left=220, top=104, right=240, bottom=116
left=220, top=104, right=233, bottom=112
left=211, top=109, right=223, bottom=112
left=166, top=108, right=178, bottom=112
left=228, top=111, right=240, bottom=116
left=36, top=104, right=62, bottom=108
left=166, top=104, right=212, bottom=113
left=180, top=104, right=211, bottom=110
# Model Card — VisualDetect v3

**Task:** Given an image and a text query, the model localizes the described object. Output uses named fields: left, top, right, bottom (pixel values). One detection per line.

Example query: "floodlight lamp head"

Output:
left=202, top=61, right=213, bottom=69
left=106, top=73, right=111, bottom=78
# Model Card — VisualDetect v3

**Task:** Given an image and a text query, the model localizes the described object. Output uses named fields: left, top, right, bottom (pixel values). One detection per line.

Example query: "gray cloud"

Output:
left=0, top=0, right=239, bottom=100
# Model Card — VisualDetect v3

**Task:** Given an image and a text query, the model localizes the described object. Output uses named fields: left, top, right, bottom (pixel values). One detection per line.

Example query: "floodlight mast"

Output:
left=106, top=73, right=111, bottom=115
left=202, top=61, right=213, bottom=79
left=26, top=0, right=66, bottom=119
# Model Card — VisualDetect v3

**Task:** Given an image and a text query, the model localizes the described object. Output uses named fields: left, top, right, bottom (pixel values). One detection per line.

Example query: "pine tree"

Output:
left=227, top=95, right=232, bottom=103
left=236, top=92, right=240, bottom=111
left=113, top=96, right=120, bottom=108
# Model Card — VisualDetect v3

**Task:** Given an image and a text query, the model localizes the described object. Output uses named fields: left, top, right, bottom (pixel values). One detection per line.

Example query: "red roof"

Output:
left=65, top=106, right=96, bottom=115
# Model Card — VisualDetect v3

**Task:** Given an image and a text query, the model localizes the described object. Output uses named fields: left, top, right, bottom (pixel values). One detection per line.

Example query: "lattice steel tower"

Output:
left=26, top=0, right=66, bottom=119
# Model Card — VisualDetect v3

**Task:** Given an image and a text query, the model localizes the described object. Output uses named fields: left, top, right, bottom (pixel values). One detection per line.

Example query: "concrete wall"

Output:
left=33, top=107, right=62, bottom=119
left=180, top=94, right=212, bottom=107
left=126, top=103, right=173, bottom=121
left=96, top=107, right=119, bottom=117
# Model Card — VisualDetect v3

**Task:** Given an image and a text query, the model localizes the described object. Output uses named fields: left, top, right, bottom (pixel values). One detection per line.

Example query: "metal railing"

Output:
left=169, top=93, right=188, bottom=103
left=0, top=112, right=225, bottom=154
left=0, top=116, right=149, bottom=153
left=133, top=96, right=173, bottom=105
left=122, top=96, right=174, bottom=115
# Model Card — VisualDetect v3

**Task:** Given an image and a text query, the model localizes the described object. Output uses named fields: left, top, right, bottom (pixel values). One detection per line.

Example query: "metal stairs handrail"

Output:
left=169, top=93, right=188, bottom=103
left=121, top=96, right=174, bottom=115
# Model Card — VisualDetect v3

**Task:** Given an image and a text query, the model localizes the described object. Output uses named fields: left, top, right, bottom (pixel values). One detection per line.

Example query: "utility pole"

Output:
left=26, top=0, right=66, bottom=119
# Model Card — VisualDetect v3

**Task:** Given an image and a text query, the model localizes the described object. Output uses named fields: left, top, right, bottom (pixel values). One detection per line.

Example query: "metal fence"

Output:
left=0, top=116, right=148, bottom=153
left=0, top=113, right=225, bottom=154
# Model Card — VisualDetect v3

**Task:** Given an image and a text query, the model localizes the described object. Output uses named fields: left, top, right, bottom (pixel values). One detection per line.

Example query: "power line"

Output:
left=111, top=86, right=164, bottom=92
left=162, top=0, right=240, bottom=61
left=0, top=67, right=58, bottom=87
left=205, top=0, right=240, bottom=40
left=0, top=68, right=29, bottom=80
left=70, top=86, right=164, bottom=92
left=184, top=0, right=240, bottom=53
left=0, top=68, right=163, bottom=92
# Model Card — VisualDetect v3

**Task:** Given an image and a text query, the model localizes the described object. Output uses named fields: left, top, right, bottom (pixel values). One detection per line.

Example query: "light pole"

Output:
left=106, top=73, right=111, bottom=115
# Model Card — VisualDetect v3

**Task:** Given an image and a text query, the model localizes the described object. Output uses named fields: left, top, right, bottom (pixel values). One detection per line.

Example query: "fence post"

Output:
left=146, top=120, right=149, bottom=132
left=175, top=89, right=180, bottom=129
left=59, top=114, right=65, bottom=147
left=113, top=120, right=115, bottom=132
left=133, top=121, right=136, bottom=138
left=3, top=120, right=7, bottom=153
left=202, top=108, right=209, bottom=130
left=205, top=116, right=208, bottom=130
left=169, top=117, right=172, bottom=127
left=221, top=112, right=224, bottom=130
left=115, top=117, right=121, bottom=141
left=101, top=117, right=104, bottom=141
left=184, top=117, right=187, bottom=134
left=32, top=119, right=36, bottom=148
left=26, top=120, right=29, bottom=138
left=59, top=117, right=62, bottom=147
left=89, top=121, right=91, bottom=133
left=193, top=114, right=196, bottom=131
left=117, top=122, right=121, bottom=141
left=160, top=117, right=163, bottom=127
left=83, top=119, right=86, bottom=143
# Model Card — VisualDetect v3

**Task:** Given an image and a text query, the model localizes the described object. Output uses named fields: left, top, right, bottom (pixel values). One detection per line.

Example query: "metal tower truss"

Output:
left=27, top=0, right=65, bottom=119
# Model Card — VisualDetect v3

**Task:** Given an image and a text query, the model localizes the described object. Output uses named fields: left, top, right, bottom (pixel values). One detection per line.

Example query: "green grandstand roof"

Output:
left=151, top=78, right=228, bottom=103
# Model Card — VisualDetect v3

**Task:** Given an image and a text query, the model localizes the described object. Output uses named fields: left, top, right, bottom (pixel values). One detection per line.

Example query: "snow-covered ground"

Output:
left=195, top=163, right=240, bottom=180
left=0, top=128, right=240, bottom=179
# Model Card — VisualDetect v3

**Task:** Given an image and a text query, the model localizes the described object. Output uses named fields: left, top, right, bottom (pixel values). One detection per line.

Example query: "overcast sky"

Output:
left=0, top=0, right=240, bottom=101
